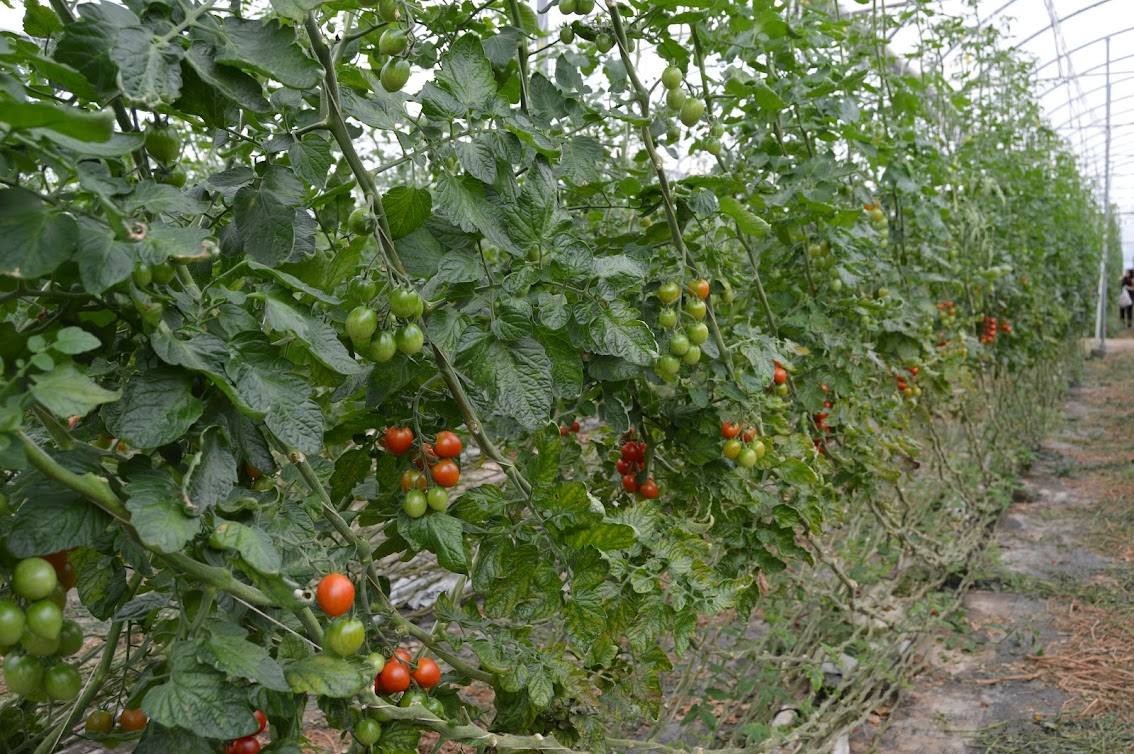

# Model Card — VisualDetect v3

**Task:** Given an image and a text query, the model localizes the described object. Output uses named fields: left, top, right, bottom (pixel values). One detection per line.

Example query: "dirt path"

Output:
left=851, top=337, right=1134, bottom=753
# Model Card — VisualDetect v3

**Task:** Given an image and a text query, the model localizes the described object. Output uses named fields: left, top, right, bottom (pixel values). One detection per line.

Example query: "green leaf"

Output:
left=262, top=294, right=362, bottom=375
left=0, top=100, right=114, bottom=141
left=215, top=17, right=322, bottom=90
left=226, top=340, right=323, bottom=454
left=456, top=137, right=497, bottom=184
left=330, top=448, right=371, bottom=505
left=269, top=0, right=327, bottom=22
left=434, top=34, right=496, bottom=112
left=208, top=520, right=281, bottom=575
left=233, top=166, right=316, bottom=265
left=36, top=130, right=144, bottom=157
left=558, top=136, right=606, bottom=185
left=289, top=133, right=335, bottom=189
left=284, top=654, right=370, bottom=698
left=383, top=185, right=433, bottom=239
left=433, top=174, right=521, bottom=256
left=72, top=547, right=126, bottom=620
left=527, top=666, right=554, bottom=708
left=460, top=334, right=553, bottom=431
left=31, top=363, right=121, bottom=419
left=572, top=299, right=656, bottom=367
left=150, top=329, right=263, bottom=419
left=398, top=513, right=468, bottom=573
left=776, top=458, right=819, bottom=487
left=142, top=645, right=259, bottom=739
left=200, top=624, right=289, bottom=692
left=7, top=494, right=112, bottom=557
left=182, top=427, right=236, bottom=514
left=245, top=259, right=340, bottom=305
left=103, top=367, right=204, bottom=449
left=111, top=26, right=185, bottom=106
left=0, top=188, right=78, bottom=279
left=52, top=327, right=102, bottom=354
left=125, top=472, right=202, bottom=554
left=751, top=82, right=786, bottom=113
left=22, top=0, right=63, bottom=37
left=719, top=196, right=770, bottom=237
left=134, top=726, right=216, bottom=754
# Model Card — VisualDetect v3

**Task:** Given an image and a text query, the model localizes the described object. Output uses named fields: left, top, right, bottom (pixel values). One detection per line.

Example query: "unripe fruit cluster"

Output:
left=721, top=421, right=765, bottom=469
left=345, top=286, right=425, bottom=364
left=654, top=280, right=712, bottom=381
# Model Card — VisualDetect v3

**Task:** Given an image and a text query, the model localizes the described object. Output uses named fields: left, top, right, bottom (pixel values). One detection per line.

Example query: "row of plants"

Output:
left=0, top=0, right=1114, bottom=751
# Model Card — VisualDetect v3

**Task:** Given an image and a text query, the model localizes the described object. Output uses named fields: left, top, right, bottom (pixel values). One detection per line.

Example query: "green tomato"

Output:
left=152, top=262, right=176, bottom=284
left=686, top=322, right=710, bottom=346
left=380, top=58, right=411, bottom=92
left=144, top=124, right=180, bottom=164
left=655, top=355, right=680, bottom=380
left=388, top=288, right=423, bottom=319
left=595, top=33, right=614, bottom=53
left=710, top=123, right=724, bottom=138
left=346, top=306, right=379, bottom=345
left=399, top=689, right=427, bottom=708
left=665, top=87, right=686, bottom=110
left=682, top=345, right=702, bottom=365
left=132, top=263, right=153, bottom=288
left=396, top=324, right=425, bottom=355
left=426, top=487, right=449, bottom=512
left=14, top=558, right=57, bottom=601
left=354, top=717, right=382, bottom=746
left=679, top=98, right=705, bottom=127
left=684, top=299, right=707, bottom=321
left=737, top=447, right=758, bottom=468
left=559, top=0, right=577, bottom=12
left=378, top=27, right=408, bottom=55
left=369, top=332, right=398, bottom=363
left=722, top=439, right=742, bottom=460
left=349, top=207, right=374, bottom=235
left=661, top=65, right=683, bottom=90
left=157, top=167, right=187, bottom=188
left=752, top=440, right=767, bottom=459
left=668, top=333, right=690, bottom=356
left=576, top=0, right=594, bottom=12
left=57, top=620, right=83, bottom=657
left=658, top=308, right=678, bottom=329
left=366, top=652, right=386, bottom=673
left=0, top=600, right=25, bottom=646
left=44, top=663, right=81, bottom=701
left=26, top=600, right=63, bottom=641
left=4, top=654, right=43, bottom=697
left=424, top=696, right=446, bottom=717
left=325, top=618, right=366, bottom=656
left=21, top=628, right=60, bottom=656
left=657, top=281, right=681, bottom=305
left=403, top=490, right=427, bottom=518
left=559, top=26, right=574, bottom=44
left=775, top=383, right=790, bottom=397
left=348, top=276, right=379, bottom=302
left=705, top=140, right=721, bottom=156
left=378, top=0, right=401, bottom=21
left=136, top=298, right=164, bottom=327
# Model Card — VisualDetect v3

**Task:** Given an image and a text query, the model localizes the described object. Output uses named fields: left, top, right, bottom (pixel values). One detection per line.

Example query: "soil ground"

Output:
left=851, top=335, right=1134, bottom=753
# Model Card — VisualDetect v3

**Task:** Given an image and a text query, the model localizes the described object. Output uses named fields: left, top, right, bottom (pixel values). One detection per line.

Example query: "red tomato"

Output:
left=823, top=401, right=833, bottom=409
left=772, top=366, right=788, bottom=385
left=316, top=573, right=355, bottom=617
left=226, top=737, right=261, bottom=754
left=639, top=479, right=659, bottom=499
left=118, top=708, right=148, bottom=732
left=253, top=709, right=268, bottom=734
left=412, top=657, right=442, bottom=689
left=394, top=647, right=413, bottom=663
left=382, top=427, right=414, bottom=455
left=570, top=420, right=580, bottom=433
left=619, top=442, right=636, bottom=460
left=741, top=428, right=757, bottom=443
left=560, top=425, right=570, bottom=436
left=430, top=459, right=460, bottom=488
left=377, top=660, right=411, bottom=693
left=621, top=474, right=638, bottom=493
left=433, top=431, right=462, bottom=458
left=908, top=366, right=919, bottom=377
left=689, top=279, right=710, bottom=300
left=615, top=458, right=633, bottom=475
left=720, top=421, right=740, bottom=439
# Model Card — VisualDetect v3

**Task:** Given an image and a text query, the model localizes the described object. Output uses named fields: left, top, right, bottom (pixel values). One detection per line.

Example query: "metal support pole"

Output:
left=1094, top=36, right=1112, bottom=355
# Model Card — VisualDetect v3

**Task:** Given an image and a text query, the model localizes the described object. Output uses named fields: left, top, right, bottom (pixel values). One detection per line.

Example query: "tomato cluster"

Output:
left=721, top=421, right=766, bottom=469
left=979, top=315, right=1005, bottom=345
left=391, top=429, right=463, bottom=517
left=654, top=280, right=711, bottom=381
left=616, top=436, right=659, bottom=499
left=559, top=418, right=582, bottom=436
left=1, top=553, right=84, bottom=703
left=84, top=707, right=148, bottom=737
left=345, top=287, right=425, bottom=364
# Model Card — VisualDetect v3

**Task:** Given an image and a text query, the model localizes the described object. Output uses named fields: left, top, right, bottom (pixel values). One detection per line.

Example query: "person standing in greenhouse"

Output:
left=1120, top=270, right=1134, bottom=327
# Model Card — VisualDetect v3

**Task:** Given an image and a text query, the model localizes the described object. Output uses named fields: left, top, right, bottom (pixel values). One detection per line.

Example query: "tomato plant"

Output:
left=0, top=0, right=1114, bottom=751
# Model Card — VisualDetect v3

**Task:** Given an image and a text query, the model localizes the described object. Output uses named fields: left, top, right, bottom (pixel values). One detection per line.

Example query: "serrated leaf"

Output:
left=460, top=333, right=552, bottom=430
left=226, top=341, right=323, bottom=454
left=209, top=520, right=281, bottom=574
left=233, top=166, right=316, bottom=265
left=215, top=17, right=321, bottom=90
left=289, top=133, right=334, bottom=189
left=0, top=100, right=114, bottom=141
left=564, top=522, right=636, bottom=550
left=383, top=185, right=432, bottom=239
left=330, top=448, right=371, bottom=504
left=184, top=42, right=270, bottom=113
left=284, top=654, right=369, bottom=698
left=262, top=294, right=362, bottom=375
left=0, top=188, right=78, bottom=279
left=182, top=427, right=236, bottom=514
left=125, top=472, right=201, bottom=553
left=72, top=548, right=127, bottom=620
left=31, top=363, right=121, bottom=419
left=456, top=138, right=497, bottom=184
left=142, top=646, right=259, bottom=739
left=103, top=367, right=204, bottom=449
left=434, top=34, right=496, bottom=112
left=111, top=26, right=185, bottom=106
left=572, top=299, right=656, bottom=367
left=398, top=512, right=468, bottom=573
left=115, top=592, right=171, bottom=620
left=6, top=494, right=112, bottom=557
left=433, top=173, right=520, bottom=256
left=201, top=624, right=290, bottom=691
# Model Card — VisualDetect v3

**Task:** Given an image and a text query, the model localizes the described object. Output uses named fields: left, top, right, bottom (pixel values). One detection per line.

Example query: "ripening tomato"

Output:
left=316, top=573, right=355, bottom=617
left=430, top=459, right=460, bottom=488
left=772, top=366, right=788, bottom=385
left=560, top=424, right=570, bottom=436
left=382, top=426, right=414, bottom=455
left=433, top=431, right=462, bottom=458
left=615, top=458, right=633, bottom=475
left=325, top=617, right=366, bottom=656
left=118, top=708, right=148, bottom=732
left=571, top=420, right=580, bottom=433
left=723, top=439, right=742, bottom=460
left=908, top=366, right=919, bottom=376
left=400, top=469, right=427, bottom=492
left=721, top=421, right=740, bottom=439
left=377, top=659, right=411, bottom=693
left=226, top=736, right=261, bottom=754
left=412, top=657, right=441, bottom=688
left=639, top=479, right=659, bottom=499
left=254, top=709, right=268, bottom=734
left=85, top=709, right=114, bottom=735
left=688, top=279, right=710, bottom=300
left=742, top=427, right=757, bottom=443
left=621, top=474, right=638, bottom=493
left=394, top=647, right=413, bottom=663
